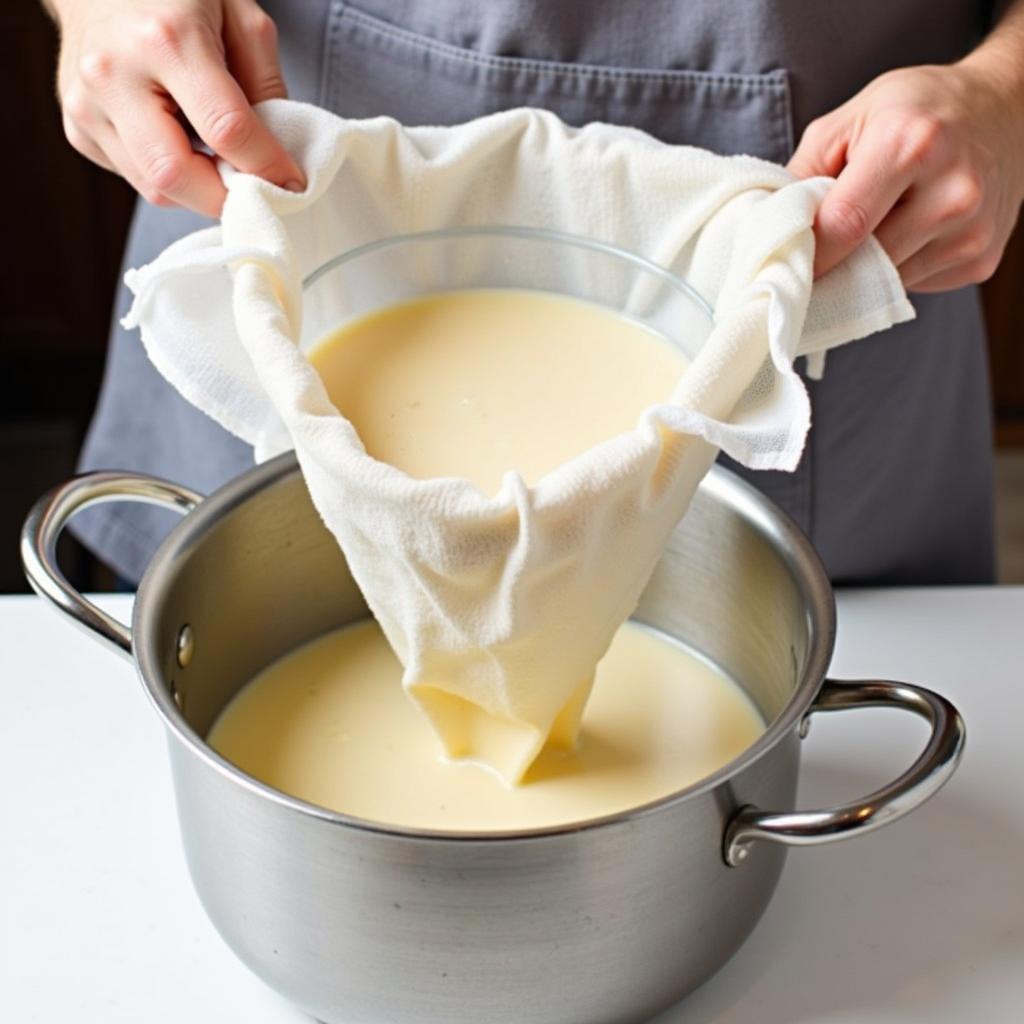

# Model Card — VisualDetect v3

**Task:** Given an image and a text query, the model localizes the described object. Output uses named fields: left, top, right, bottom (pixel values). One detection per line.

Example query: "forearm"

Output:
left=961, top=0, right=1024, bottom=103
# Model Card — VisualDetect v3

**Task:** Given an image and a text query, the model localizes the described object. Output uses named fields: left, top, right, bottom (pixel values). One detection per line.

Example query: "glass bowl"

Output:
left=299, top=225, right=713, bottom=357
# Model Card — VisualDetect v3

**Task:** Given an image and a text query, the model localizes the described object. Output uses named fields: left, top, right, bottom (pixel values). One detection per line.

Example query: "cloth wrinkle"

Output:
left=123, top=99, right=914, bottom=781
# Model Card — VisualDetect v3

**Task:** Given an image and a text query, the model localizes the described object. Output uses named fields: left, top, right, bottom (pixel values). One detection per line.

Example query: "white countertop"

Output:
left=2, top=588, right=1022, bottom=1023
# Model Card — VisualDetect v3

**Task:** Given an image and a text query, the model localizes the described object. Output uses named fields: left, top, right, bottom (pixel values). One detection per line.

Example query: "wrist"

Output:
left=956, top=49, right=1024, bottom=183
left=959, top=39, right=1024, bottom=101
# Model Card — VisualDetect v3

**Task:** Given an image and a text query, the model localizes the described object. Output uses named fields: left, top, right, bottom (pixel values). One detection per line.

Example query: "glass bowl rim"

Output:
left=300, top=224, right=715, bottom=324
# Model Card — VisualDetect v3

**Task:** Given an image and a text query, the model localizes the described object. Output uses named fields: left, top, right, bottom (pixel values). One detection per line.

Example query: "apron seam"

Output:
left=320, top=1, right=346, bottom=111
left=774, top=69, right=796, bottom=157
left=338, top=3, right=789, bottom=91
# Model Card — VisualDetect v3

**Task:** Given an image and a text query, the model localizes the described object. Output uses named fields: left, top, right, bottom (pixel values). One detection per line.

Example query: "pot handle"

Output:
left=20, top=472, right=202, bottom=660
left=723, top=678, right=965, bottom=867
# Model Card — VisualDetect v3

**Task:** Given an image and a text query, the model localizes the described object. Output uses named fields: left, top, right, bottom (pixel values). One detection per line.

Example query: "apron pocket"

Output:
left=322, top=2, right=794, bottom=161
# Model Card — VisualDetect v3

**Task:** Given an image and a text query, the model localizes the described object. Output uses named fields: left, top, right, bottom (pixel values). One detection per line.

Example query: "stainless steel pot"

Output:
left=22, top=456, right=965, bottom=1024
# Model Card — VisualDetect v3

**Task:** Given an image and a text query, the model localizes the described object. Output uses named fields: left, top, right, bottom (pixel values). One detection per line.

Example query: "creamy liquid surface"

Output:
left=308, top=288, right=688, bottom=494
left=208, top=620, right=765, bottom=831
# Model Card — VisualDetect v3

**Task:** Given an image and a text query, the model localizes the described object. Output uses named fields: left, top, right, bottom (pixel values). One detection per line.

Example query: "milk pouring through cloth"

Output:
left=123, top=100, right=913, bottom=782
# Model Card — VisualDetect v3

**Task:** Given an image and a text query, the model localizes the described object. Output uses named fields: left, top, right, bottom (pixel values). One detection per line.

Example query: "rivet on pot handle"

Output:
left=724, top=679, right=966, bottom=867
left=20, top=472, right=202, bottom=660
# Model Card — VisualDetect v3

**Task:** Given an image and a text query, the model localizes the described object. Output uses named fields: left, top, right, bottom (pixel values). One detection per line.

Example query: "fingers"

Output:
left=875, top=170, right=985, bottom=268
left=57, top=2, right=302, bottom=213
left=223, top=2, right=288, bottom=103
left=872, top=166, right=991, bottom=288
left=872, top=188, right=940, bottom=267
left=811, top=122, right=930, bottom=279
left=787, top=64, right=1022, bottom=293
left=90, top=120, right=178, bottom=206
left=61, top=82, right=119, bottom=171
left=107, top=91, right=228, bottom=216
left=62, top=111, right=117, bottom=174
left=898, top=225, right=1002, bottom=291
left=790, top=108, right=952, bottom=279
left=786, top=115, right=848, bottom=180
left=906, top=260, right=1001, bottom=293
left=62, top=89, right=169, bottom=203
left=161, top=38, right=304, bottom=190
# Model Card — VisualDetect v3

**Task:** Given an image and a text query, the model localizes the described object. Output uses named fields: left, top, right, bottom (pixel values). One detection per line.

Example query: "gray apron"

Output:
left=77, top=0, right=997, bottom=584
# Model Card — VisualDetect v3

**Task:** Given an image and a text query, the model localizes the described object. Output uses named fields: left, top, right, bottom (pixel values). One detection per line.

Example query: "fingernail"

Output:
left=284, top=179, right=305, bottom=193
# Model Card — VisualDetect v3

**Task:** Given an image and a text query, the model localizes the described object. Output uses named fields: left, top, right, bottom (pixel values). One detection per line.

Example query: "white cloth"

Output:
left=125, top=100, right=914, bottom=782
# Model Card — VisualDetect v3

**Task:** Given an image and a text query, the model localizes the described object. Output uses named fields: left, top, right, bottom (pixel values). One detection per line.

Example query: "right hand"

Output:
left=53, top=0, right=306, bottom=217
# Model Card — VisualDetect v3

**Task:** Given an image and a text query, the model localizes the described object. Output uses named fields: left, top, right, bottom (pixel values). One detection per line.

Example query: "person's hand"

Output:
left=788, top=63, right=1024, bottom=292
left=53, top=0, right=305, bottom=217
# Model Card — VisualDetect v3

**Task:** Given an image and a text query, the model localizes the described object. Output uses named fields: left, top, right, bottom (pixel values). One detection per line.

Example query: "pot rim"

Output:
left=134, top=453, right=836, bottom=843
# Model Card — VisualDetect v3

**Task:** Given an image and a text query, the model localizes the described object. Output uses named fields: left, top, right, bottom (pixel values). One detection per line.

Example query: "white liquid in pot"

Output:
left=208, top=619, right=765, bottom=831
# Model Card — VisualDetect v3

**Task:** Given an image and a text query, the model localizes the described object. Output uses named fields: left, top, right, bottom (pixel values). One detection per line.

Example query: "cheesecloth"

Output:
left=124, top=100, right=913, bottom=782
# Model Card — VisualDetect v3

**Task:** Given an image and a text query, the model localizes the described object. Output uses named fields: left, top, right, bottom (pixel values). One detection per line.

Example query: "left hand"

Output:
left=788, top=63, right=1024, bottom=291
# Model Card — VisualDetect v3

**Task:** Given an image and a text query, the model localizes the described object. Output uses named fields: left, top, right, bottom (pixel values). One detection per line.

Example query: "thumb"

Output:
left=810, top=122, right=916, bottom=278
left=787, top=115, right=847, bottom=180
left=224, top=3, right=289, bottom=104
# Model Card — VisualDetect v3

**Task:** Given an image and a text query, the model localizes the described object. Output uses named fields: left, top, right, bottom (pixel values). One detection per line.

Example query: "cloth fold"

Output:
left=124, top=99, right=913, bottom=782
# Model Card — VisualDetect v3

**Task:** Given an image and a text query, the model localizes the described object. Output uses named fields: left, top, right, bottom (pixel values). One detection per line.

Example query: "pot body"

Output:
left=129, top=454, right=831, bottom=1024
left=170, top=734, right=797, bottom=1024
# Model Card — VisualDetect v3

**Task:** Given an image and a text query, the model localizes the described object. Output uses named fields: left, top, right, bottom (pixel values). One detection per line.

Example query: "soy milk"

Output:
left=208, top=619, right=764, bottom=831
left=208, top=285, right=760, bottom=820
left=308, top=288, right=688, bottom=493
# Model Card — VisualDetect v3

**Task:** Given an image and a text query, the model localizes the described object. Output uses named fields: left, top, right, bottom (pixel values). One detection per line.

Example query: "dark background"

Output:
left=4, top=1, right=1023, bottom=592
